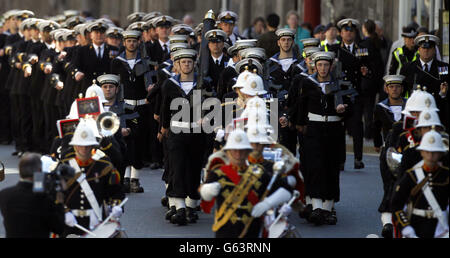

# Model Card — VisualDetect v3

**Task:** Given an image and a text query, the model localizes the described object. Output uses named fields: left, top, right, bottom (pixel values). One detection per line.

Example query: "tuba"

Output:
left=97, top=112, right=120, bottom=137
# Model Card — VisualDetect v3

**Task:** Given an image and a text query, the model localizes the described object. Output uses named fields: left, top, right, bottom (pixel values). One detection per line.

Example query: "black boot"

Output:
left=161, top=196, right=169, bottom=209
left=354, top=160, right=365, bottom=169
left=170, top=208, right=187, bottom=226
left=309, top=209, right=325, bottom=226
left=323, top=210, right=337, bottom=225
left=123, top=178, right=130, bottom=193
left=165, top=206, right=176, bottom=221
left=298, top=204, right=313, bottom=219
left=186, top=207, right=198, bottom=223
left=130, top=179, right=144, bottom=193
left=381, top=223, right=393, bottom=238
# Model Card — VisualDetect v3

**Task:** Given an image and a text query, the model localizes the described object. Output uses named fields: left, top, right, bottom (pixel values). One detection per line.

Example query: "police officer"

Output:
left=388, top=26, right=418, bottom=75
left=160, top=49, right=207, bottom=225
left=400, top=34, right=448, bottom=129
left=61, top=120, right=125, bottom=236
left=372, top=75, right=407, bottom=238
left=297, top=51, right=352, bottom=225
left=391, top=130, right=448, bottom=238
left=200, top=129, right=292, bottom=238
left=111, top=30, right=150, bottom=193
left=320, top=22, right=340, bottom=53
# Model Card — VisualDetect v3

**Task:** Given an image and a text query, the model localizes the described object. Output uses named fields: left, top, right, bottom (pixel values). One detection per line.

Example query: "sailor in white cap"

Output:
left=297, top=51, right=351, bottom=226
left=391, top=129, right=449, bottom=238
left=147, top=15, right=175, bottom=64
left=217, top=10, right=242, bottom=46
left=105, top=27, right=123, bottom=48
left=204, top=29, right=230, bottom=92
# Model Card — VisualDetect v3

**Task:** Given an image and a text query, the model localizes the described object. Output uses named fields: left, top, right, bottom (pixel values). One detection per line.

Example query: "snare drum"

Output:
left=83, top=221, right=127, bottom=238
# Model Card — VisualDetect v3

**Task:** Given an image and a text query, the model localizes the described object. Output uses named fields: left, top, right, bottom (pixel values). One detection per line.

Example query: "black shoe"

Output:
left=354, top=160, right=365, bottom=169
left=165, top=206, right=176, bottom=221
left=171, top=208, right=187, bottom=226
left=298, top=204, right=313, bottom=219
left=161, top=196, right=169, bottom=209
left=381, top=224, right=393, bottom=239
left=130, top=179, right=144, bottom=193
left=18, top=152, right=24, bottom=158
left=340, top=163, right=345, bottom=171
left=123, top=178, right=131, bottom=193
left=12, top=151, right=19, bottom=156
left=323, top=210, right=337, bottom=225
left=309, top=209, right=325, bottom=226
left=150, top=162, right=162, bottom=170
left=186, top=207, right=198, bottom=223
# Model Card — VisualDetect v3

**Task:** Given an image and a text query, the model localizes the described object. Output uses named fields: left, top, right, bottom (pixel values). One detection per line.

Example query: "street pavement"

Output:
left=0, top=142, right=384, bottom=238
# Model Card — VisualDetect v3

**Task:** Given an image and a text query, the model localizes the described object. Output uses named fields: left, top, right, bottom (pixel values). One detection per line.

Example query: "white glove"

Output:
left=65, top=212, right=77, bottom=227
left=215, top=129, right=225, bottom=142
left=89, top=213, right=99, bottom=230
left=402, top=226, right=418, bottom=238
left=200, top=182, right=221, bottom=201
left=111, top=206, right=123, bottom=219
left=279, top=203, right=292, bottom=217
left=252, top=188, right=292, bottom=217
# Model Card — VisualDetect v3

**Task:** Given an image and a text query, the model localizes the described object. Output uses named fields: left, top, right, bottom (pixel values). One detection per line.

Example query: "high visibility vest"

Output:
left=320, top=40, right=340, bottom=52
left=393, top=47, right=419, bottom=74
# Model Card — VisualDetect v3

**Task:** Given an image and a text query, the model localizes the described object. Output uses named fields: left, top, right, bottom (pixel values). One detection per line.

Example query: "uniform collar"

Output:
left=423, top=163, right=440, bottom=173
left=419, top=58, right=433, bottom=69
left=75, top=156, right=94, bottom=167
left=212, top=54, right=224, bottom=64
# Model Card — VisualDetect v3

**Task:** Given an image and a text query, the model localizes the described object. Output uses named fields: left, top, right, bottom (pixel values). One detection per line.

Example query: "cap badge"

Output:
left=251, top=81, right=257, bottom=89
left=424, top=113, right=431, bottom=120
left=425, top=98, right=432, bottom=108
left=81, top=131, right=88, bottom=139
left=429, top=136, right=435, bottom=144
left=235, top=135, right=242, bottom=143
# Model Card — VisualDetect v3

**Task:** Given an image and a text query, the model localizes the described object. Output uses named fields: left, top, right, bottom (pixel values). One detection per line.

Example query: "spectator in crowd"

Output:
left=242, top=16, right=266, bottom=40
left=257, top=13, right=281, bottom=58
left=313, top=24, right=326, bottom=42
left=284, top=10, right=311, bottom=52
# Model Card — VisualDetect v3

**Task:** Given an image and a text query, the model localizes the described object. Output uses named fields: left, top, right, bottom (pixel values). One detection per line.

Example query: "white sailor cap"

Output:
left=122, top=30, right=141, bottom=39
left=142, top=11, right=162, bottom=22
left=303, top=47, right=321, bottom=58
left=337, top=18, right=360, bottom=30
left=235, top=58, right=263, bottom=75
left=383, top=75, right=405, bottom=85
left=127, top=21, right=146, bottom=32
left=301, top=38, right=320, bottom=48
left=65, top=16, right=86, bottom=28
left=64, top=10, right=80, bottom=19
left=62, top=30, right=78, bottom=41
left=14, top=10, right=35, bottom=20
left=97, top=74, right=120, bottom=86
left=218, top=11, right=238, bottom=24
left=87, top=20, right=110, bottom=32
left=52, top=29, right=70, bottom=41
left=415, top=34, right=440, bottom=48
left=38, top=20, right=61, bottom=32
left=227, top=40, right=257, bottom=56
left=194, top=23, right=203, bottom=35
left=169, top=34, right=189, bottom=44
left=205, top=29, right=227, bottom=42
left=3, top=10, right=20, bottom=20
left=51, top=15, right=66, bottom=23
left=106, top=27, right=124, bottom=38
left=127, top=12, right=146, bottom=23
left=275, top=28, right=295, bottom=39
left=170, top=43, right=189, bottom=53
left=153, top=15, right=175, bottom=27
left=239, top=47, right=267, bottom=61
left=19, top=18, right=35, bottom=31
left=311, top=51, right=335, bottom=62
left=172, top=48, right=197, bottom=61
left=172, top=24, right=194, bottom=35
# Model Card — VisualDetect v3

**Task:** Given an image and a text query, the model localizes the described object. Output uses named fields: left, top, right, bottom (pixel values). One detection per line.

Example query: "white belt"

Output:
left=171, top=121, right=200, bottom=129
left=412, top=209, right=438, bottom=219
left=308, top=113, right=342, bottom=122
left=71, top=209, right=93, bottom=218
left=124, top=99, right=147, bottom=106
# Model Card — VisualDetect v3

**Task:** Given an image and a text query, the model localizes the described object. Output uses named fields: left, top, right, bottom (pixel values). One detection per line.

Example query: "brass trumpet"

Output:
left=97, top=112, right=120, bottom=137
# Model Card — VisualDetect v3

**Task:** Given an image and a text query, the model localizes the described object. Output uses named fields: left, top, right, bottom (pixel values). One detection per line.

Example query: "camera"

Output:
left=33, top=163, right=75, bottom=198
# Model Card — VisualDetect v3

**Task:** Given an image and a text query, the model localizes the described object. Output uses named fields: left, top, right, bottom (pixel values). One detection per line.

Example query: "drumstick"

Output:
left=269, top=190, right=300, bottom=233
left=98, top=198, right=129, bottom=229
left=74, top=224, right=97, bottom=237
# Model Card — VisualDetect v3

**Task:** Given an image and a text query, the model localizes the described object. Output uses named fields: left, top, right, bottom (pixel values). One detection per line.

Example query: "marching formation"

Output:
left=0, top=7, right=448, bottom=239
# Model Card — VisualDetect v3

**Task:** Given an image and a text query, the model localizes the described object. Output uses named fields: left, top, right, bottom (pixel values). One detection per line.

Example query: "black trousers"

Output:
left=166, top=131, right=205, bottom=200
left=279, top=125, right=298, bottom=156
left=43, top=103, right=59, bottom=154
left=31, top=98, right=46, bottom=153
left=304, top=121, right=344, bottom=202
left=148, top=105, right=163, bottom=164
left=347, top=97, right=364, bottom=161
left=0, top=89, right=12, bottom=142
left=18, top=94, right=33, bottom=152
left=124, top=105, right=151, bottom=170
left=9, top=93, right=21, bottom=151
left=378, top=147, right=396, bottom=213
